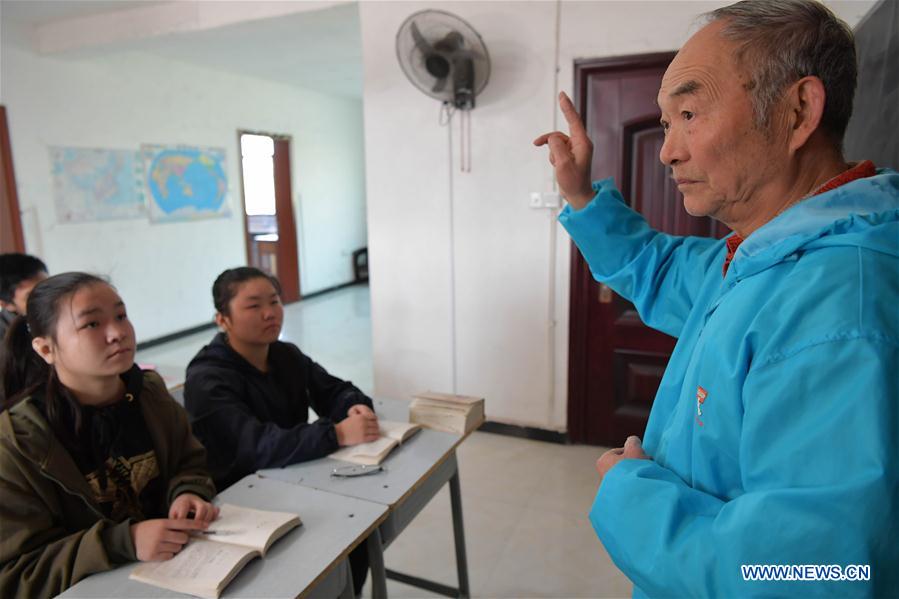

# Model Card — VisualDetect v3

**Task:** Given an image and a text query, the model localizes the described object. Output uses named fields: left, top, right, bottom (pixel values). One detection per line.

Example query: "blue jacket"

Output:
left=559, top=172, right=899, bottom=597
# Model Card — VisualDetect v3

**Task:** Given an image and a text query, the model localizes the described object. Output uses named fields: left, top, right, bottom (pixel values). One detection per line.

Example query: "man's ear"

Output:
left=31, top=336, right=55, bottom=365
left=786, top=76, right=826, bottom=153
left=214, top=312, right=229, bottom=332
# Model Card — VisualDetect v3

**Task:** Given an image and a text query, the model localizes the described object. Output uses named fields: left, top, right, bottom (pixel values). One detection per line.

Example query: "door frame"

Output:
left=236, top=130, right=301, bottom=303
left=566, top=53, right=676, bottom=443
left=0, top=106, right=25, bottom=253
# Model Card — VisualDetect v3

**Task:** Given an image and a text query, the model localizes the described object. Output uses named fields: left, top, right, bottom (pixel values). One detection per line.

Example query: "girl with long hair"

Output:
left=0, top=273, right=218, bottom=598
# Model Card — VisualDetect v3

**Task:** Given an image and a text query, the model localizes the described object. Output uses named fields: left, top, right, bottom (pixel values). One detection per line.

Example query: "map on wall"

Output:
left=51, top=147, right=145, bottom=223
left=141, top=144, right=229, bottom=223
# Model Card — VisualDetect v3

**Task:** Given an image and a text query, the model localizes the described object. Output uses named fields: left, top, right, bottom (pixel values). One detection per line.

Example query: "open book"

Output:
left=129, top=503, right=301, bottom=599
left=410, top=391, right=485, bottom=435
left=329, top=420, right=421, bottom=466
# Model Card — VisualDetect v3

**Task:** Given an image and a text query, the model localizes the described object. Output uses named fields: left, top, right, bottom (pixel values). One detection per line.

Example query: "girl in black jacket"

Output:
left=183, top=267, right=378, bottom=593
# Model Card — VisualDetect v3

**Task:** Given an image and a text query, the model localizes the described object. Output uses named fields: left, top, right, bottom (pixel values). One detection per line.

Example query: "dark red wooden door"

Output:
left=567, top=54, right=729, bottom=447
left=272, top=138, right=300, bottom=303
left=0, top=106, right=25, bottom=253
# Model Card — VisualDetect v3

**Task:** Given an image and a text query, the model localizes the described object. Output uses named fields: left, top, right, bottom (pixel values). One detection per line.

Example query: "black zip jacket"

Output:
left=184, top=333, right=373, bottom=489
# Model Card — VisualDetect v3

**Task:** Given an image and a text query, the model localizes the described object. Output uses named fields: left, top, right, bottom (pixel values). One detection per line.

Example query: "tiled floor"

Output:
left=137, top=284, right=632, bottom=599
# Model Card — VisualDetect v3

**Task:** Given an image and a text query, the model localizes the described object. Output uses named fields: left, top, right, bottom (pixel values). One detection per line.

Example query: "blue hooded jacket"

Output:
left=559, top=171, right=899, bottom=597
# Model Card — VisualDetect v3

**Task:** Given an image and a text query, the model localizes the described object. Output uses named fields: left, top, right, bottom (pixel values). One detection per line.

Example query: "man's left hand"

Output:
left=596, top=436, right=651, bottom=488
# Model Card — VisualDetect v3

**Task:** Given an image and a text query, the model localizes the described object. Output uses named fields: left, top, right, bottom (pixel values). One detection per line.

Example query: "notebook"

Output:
left=129, top=503, right=301, bottom=599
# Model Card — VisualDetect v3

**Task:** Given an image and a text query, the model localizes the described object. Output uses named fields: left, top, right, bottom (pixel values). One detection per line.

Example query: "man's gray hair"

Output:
left=705, top=0, right=857, bottom=147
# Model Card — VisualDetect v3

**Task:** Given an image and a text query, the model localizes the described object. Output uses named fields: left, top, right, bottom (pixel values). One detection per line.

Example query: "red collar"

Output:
left=722, top=160, right=876, bottom=276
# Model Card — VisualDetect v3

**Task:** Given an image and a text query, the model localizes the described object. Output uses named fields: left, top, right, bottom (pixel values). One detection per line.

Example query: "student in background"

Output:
left=0, top=273, right=217, bottom=598
left=184, top=266, right=378, bottom=593
left=0, top=253, right=48, bottom=340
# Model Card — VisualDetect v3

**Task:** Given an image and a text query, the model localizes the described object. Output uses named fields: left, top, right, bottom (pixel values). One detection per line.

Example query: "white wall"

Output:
left=1, top=20, right=367, bottom=341
left=359, top=0, right=875, bottom=431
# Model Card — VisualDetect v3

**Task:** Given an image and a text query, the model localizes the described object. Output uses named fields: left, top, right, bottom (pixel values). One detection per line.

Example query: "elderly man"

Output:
left=536, top=0, right=897, bottom=596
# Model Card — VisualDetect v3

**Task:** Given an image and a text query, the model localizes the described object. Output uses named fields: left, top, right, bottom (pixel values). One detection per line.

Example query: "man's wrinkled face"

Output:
left=657, top=21, right=790, bottom=222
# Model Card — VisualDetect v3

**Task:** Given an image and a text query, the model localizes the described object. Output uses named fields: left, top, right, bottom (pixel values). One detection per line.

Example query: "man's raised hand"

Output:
left=533, top=91, right=595, bottom=210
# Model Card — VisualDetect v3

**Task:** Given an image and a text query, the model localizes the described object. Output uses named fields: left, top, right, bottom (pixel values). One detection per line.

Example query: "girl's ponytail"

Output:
left=1, top=315, right=48, bottom=407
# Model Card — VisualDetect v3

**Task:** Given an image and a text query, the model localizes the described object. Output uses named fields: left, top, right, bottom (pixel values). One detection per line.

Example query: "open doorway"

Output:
left=238, top=131, right=300, bottom=303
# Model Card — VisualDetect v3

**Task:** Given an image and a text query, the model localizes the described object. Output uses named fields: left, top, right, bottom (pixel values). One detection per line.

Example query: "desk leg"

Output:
left=367, top=527, right=388, bottom=599
left=449, top=470, right=470, bottom=599
left=339, top=559, right=355, bottom=599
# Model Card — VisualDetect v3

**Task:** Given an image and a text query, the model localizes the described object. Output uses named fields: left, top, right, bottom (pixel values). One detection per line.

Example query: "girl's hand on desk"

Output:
left=335, top=410, right=380, bottom=446
left=169, top=492, right=220, bottom=522
left=130, top=518, right=210, bottom=561
left=347, top=404, right=375, bottom=418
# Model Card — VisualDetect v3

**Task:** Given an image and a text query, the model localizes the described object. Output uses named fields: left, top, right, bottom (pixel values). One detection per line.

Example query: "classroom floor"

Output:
left=136, top=284, right=633, bottom=599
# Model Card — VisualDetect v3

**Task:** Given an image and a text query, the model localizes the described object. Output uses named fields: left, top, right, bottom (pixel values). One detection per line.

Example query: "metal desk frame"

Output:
left=260, top=398, right=472, bottom=599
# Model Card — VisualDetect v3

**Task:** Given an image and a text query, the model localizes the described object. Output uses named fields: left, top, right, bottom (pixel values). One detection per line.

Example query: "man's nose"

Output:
left=659, top=129, right=687, bottom=166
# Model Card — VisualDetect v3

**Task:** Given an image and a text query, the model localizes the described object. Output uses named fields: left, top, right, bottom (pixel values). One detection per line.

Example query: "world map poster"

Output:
left=51, top=147, right=145, bottom=223
left=141, top=144, right=230, bottom=223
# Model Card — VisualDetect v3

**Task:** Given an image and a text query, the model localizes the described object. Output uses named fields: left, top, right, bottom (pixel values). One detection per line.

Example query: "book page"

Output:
left=202, top=503, right=300, bottom=554
left=330, top=435, right=397, bottom=465
left=378, top=420, right=421, bottom=442
left=130, top=539, right=256, bottom=599
left=412, top=400, right=468, bottom=413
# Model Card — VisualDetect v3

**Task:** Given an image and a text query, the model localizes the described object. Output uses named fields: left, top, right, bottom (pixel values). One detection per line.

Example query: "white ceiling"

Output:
left=1, top=0, right=363, bottom=98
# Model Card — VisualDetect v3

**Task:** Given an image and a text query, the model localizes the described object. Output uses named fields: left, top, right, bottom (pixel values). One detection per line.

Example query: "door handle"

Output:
left=598, top=283, right=613, bottom=304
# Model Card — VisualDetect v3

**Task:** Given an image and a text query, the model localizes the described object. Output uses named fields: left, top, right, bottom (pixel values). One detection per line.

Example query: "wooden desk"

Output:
left=58, top=475, right=388, bottom=599
left=258, top=398, right=471, bottom=599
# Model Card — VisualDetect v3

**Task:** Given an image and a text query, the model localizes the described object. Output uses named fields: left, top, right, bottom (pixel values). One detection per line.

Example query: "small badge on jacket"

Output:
left=696, top=386, right=708, bottom=427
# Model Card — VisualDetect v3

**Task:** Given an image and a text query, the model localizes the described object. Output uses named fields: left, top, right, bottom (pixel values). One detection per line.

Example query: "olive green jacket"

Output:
left=0, top=371, right=215, bottom=598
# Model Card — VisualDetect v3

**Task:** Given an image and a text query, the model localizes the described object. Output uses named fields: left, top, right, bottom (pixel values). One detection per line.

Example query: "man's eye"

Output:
left=82, top=321, right=99, bottom=329
left=247, top=304, right=259, bottom=309
left=116, top=313, right=128, bottom=321
left=682, top=111, right=694, bottom=121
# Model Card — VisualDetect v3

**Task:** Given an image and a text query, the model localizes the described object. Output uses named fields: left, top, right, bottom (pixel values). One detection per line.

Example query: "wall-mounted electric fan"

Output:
left=396, top=10, right=491, bottom=110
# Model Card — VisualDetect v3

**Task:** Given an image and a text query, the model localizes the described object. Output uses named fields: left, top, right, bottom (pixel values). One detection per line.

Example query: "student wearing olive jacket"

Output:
left=0, top=273, right=217, bottom=598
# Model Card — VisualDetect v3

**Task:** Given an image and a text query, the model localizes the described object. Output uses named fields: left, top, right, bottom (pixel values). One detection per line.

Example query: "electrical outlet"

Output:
left=542, top=192, right=561, bottom=208
left=529, top=192, right=543, bottom=208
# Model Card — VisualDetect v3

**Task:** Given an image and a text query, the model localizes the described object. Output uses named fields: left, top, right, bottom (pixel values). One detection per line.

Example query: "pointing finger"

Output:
left=559, top=92, right=587, bottom=139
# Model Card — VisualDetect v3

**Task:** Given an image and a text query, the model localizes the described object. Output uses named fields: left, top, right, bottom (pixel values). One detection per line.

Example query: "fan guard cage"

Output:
left=396, top=9, right=491, bottom=105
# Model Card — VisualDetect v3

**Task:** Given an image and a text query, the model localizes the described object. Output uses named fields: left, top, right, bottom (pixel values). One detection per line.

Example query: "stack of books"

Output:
left=409, top=391, right=485, bottom=435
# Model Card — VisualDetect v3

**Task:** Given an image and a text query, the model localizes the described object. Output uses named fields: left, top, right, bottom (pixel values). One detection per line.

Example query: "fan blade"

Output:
left=454, top=48, right=484, bottom=61
left=434, top=30, right=464, bottom=53
left=410, top=21, right=433, bottom=55
left=432, top=77, right=448, bottom=93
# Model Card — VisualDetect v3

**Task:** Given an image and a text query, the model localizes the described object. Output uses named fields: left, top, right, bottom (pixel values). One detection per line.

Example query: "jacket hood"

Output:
left=731, top=170, right=899, bottom=280
left=187, top=332, right=261, bottom=376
